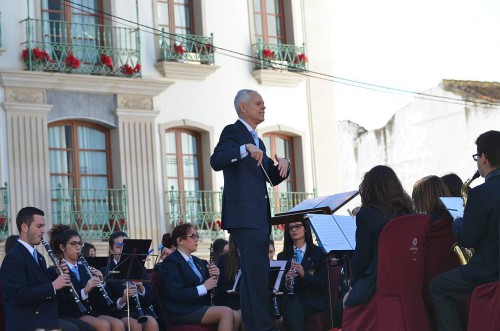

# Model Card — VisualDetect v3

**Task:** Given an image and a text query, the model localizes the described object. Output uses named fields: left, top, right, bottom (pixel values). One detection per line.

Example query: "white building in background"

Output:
left=0, top=0, right=341, bottom=258
left=338, top=79, right=500, bottom=195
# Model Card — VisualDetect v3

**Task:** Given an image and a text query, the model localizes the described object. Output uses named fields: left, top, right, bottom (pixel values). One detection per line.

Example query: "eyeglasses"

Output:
left=288, top=224, right=304, bottom=231
left=68, top=241, right=83, bottom=247
left=186, top=233, right=200, bottom=240
left=472, top=153, right=481, bottom=161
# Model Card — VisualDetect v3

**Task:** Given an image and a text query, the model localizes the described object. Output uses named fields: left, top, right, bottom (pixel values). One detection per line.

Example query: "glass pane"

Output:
left=158, top=2, right=169, bottom=25
left=165, top=132, right=176, bottom=153
left=49, top=150, right=73, bottom=173
left=267, top=15, right=277, bottom=37
left=276, top=15, right=282, bottom=36
left=253, top=0, right=261, bottom=12
left=254, top=14, right=263, bottom=36
left=49, top=126, right=72, bottom=148
left=80, top=176, right=108, bottom=190
left=183, top=155, right=199, bottom=178
left=266, top=0, right=276, bottom=14
left=262, top=136, right=271, bottom=152
left=79, top=151, right=108, bottom=175
left=167, top=178, right=179, bottom=191
left=50, top=176, right=74, bottom=199
left=174, top=4, right=189, bottom=29
left=184, top=178, right=199, bottom=192
left=166, top=155, right=178, bottom=177
left=275, top=137, right=287, bottom=157
left=268, top=37, right=278, bottom=45
left=181, top=132, right=197, bottom=154
left=78, top=127, right=106, bottom=149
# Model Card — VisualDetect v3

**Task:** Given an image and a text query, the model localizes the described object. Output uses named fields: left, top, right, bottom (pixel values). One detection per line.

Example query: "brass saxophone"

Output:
left=451, top=170, right=480, bottom=265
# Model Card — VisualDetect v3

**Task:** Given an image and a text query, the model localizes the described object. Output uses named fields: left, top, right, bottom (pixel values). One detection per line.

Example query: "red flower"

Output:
left=173, top=44, right=185, bottom=55
left=100, top=54, right=114, bottom=69
left=262, top=49, right=275, bottom=60
left=120, top=64, right=134, bottom=75
left=134, top=63, right=141, bottom=72
left=295, top=53, right=308, bottom=63
left=203, top=43, right=214, bottom=54
left=65, top=54, right=81, bottom=69
left=0, top=217, right=5, bottom=227
left=22, top=47, right=50, bottom=62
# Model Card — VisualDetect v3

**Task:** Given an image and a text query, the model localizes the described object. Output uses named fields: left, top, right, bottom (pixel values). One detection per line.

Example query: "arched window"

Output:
left=262, top=133, right=295, bottom=192
left=252, top=0, right=286, bottom=44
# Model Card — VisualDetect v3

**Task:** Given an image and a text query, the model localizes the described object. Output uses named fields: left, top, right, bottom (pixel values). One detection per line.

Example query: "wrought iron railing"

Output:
left=166, top=187, right=315, bottom=240
left=20, top=18, right=141, bottom=77
left=158, top=30, right=215, bottom=65
left=252, top=39, right=307, bottom=72
left=52, top=185, right=128, bottom=240
left=0, top=183, right=9, bottom=241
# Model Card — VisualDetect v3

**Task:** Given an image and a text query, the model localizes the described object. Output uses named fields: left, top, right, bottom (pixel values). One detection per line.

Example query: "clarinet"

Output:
left=78, top=254, right=113, bottom=305
left=208, top=243, right=216, bottom=304
left=271, top=296, right=281, bottom=319
left=41, top=238, right=88, bottom=314
left=288, top=250, right=297, bottom=296
left=126, top=282, right=148, bottom=324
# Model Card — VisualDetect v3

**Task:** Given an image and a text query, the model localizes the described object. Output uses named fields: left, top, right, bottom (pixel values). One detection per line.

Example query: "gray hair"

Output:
left=234, top=89, right=257, bottom=114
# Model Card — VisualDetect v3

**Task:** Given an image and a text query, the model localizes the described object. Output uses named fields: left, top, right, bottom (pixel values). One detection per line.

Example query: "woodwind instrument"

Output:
left=125, top=282, right=148, bottom=324
left=78, top=253, right=113, bottom=305
left=208, top=243, right=215, bottom=304
left=41, top=238, right=88, bottom=314
left=288, top=250, right=297, bottom=296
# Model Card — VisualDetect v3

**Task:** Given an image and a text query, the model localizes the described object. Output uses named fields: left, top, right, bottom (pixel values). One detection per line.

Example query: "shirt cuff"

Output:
left=80, top=288, right=89, bottom=301
left=240, top=145, right=248, bottom=158
left=117, top=297, right=126, bottom=310
left=138, top=286, right=146, bottom=297
left=196, top=285, right=208, bottom=297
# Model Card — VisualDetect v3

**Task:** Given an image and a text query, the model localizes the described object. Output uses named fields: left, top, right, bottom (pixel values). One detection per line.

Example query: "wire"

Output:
left=54, top=0, right=500, bottom=108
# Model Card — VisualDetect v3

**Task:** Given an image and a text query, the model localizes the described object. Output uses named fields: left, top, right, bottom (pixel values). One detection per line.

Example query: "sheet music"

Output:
left=308, top=214, right=356, bottom=252
left=270, top=260, right=287, bottom=293
left=440, top=197, right=464, bottom=219
left=287, top=190, right=359, bottom=213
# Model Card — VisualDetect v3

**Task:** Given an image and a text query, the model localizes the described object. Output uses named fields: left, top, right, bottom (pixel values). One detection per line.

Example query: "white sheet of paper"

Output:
left=270, top=260, right=287, bottom=293
left=308, top=214, right=356, bottom=252
left=439, top=197, right=464, bottom=219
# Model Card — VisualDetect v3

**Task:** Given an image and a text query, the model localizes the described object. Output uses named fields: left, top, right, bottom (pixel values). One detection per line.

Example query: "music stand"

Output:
left=111, top=239, right=152, bottom=281
left=84, top=256, right=108, bottom=270
left=227, top=260, right=287, bottom=294
left=271, top=190, right=359, bottom=225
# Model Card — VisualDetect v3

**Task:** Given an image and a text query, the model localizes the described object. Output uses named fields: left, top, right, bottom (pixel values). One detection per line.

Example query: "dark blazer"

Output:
left=160, top=249, right=211, bottom=316
left=210, top=120, right=288, bottom=230
left=277, top=244, right=329, bottom=312
left=345, top=206, right=392, bottom=307
left=453, top=168, right=500, bottom=283
left=0, top=242, right=58, bottom=331
left=214, top=253, right=241, bottom=310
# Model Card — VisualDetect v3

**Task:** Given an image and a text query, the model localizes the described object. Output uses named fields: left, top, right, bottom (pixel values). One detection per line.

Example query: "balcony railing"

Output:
left=158, top=30, right=215, bottom=65
left=0, top=183, right=9, bottom=241
left=52, top=185, right=128, bottom=240
left=166, top=187, right=315, bottom=241
left=253, top=39, right=307, bottom=72
left=20, top=18, right=141, bottom=77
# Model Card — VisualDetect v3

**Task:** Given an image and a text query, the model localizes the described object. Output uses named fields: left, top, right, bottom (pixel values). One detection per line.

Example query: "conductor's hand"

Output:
left=275, top=154, right=289, bottom=178
left=292, top=262, right=304, bottom=277
left=246, top=144, right=263, bottom=166
left=84, top=276, right=101, bottom=295
left=208, top=264, right=220, bottom=278
left=53, top=273, right=71, bottom=290
left=203, top=276, right=218, bottom=291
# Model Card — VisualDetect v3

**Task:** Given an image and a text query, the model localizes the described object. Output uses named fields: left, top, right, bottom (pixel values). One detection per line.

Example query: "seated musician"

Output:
left=277, top=220, right=329, bottom=331
left=154, top=232, right=176, bottom=272
left=269, top=239, right=276, bottom=261
left=159, top=223, right=241, bottom=330
left=214, top=235, right=241, bottom=313
left=440, top=173, right=464, bottom=197
left=103, top=231, right=159, bottom=331
left=430, top=130, right=500, bottom=331
left=412, top=175, right=451, bottom=224
left=48, top=224, right=125, bottom=331
left=81, top=242, right=97, bottom=257
left=343, top=165, right=413, bottom=307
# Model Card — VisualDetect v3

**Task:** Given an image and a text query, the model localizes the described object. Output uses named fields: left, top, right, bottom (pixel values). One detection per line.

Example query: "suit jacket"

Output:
left=277, top=244, right=329, bottom=312
left=160, top=249, right=211, bottom=316
left=0, top=242, right=58, bottom=331
left=345, top=206, right=392, bottom=307
left=213, top=253, right=241, bottom=310
left=454, top=168, right=500, bottom=283
left=210, top=120, right=289, bottom=230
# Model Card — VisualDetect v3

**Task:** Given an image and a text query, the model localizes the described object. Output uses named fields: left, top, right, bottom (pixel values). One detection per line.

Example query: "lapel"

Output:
left=235, top=120, right=258, bottom=147
left=17, top=243, right=51, bottom=283
left=175, top=250, right=203, bottom=285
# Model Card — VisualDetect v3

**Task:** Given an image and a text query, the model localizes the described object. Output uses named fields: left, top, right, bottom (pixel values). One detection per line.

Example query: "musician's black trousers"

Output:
left=281, top=295, right=320, bottom=331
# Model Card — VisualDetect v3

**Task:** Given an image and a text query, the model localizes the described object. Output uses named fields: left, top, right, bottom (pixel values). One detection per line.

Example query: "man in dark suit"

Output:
left=0, top=206, right=77, bottom=331
left=430, top=130, right=500, bottom=331
left=210, top=89, right=290, bottom=331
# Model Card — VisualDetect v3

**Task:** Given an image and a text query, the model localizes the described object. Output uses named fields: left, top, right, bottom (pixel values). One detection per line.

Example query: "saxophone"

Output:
left=451, top=170, right=480, bottom=265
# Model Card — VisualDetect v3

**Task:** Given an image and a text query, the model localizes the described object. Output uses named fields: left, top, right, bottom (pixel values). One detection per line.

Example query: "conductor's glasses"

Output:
left=472, top=153, right=481, bottom=161
left=186, top=233, right=200, bottom=240
left=288, top=224, right=304, bottom=231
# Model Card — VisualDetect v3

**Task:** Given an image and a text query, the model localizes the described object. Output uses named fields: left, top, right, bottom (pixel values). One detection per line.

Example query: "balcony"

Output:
left=251, top=40, right=308, bottom=87
left=52, top=185, right=128, bottom=240
left=20, top=18, right=140, bottom=77
left=155, top=30, right=220, bottom=80
left=166, top=187, right=315, bottom=241
left=0, top=183, right=9, bottom=241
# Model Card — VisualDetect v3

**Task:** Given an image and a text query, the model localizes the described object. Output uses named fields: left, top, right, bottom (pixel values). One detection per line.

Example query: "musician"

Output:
left=104, top=231, right=159, bottom=331
left=440, top=173, right=464, bottom=198
left=210, top=89, right=290, bottom=331
left=277, top=220, right=329, bottom=331
left=160, top=223, right=241, bottom=330
left=412, top=175, right=452, bottom=224
left=430, top=130, right=500, bottom=331
left=343, top=165, right=413, bottom=307
left=0, top=207, right=80, bottom=331
left=48, top=224, right=125, bottom=331
left=154, top=232, right=176, bottom=272
left=81, top=242, right=97, bottom=257
left=212, top=238, right=229, bottom=267
left=269, top=239, right=276, bottom=261
left=214, top=235, right=241, bottom=311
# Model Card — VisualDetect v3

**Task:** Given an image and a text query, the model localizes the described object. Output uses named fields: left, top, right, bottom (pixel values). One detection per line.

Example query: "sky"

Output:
left=330, top=0, right=500, bottom=130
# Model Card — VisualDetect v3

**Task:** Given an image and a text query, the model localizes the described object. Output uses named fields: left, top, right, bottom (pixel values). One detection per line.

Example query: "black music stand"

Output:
left=85, top=256, right=109, bottom=270
left=111, top=239, right=152, bottom=281
left=271, top=190, right=359, bottom=225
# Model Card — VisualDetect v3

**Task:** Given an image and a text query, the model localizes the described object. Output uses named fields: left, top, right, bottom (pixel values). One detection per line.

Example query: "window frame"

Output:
left=262, top=132, right=295, bottom=192
left=252, top=0, right=286, bottom=44
left=157, top=0, right=195, bottom=35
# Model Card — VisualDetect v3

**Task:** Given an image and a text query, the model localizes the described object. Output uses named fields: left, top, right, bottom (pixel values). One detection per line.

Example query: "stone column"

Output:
left=114, top=94, right=161, bottom=253
left=2, top=87, right=52, bottom=229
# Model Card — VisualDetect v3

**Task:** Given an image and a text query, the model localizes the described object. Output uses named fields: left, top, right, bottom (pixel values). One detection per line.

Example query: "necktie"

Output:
left=251, top=131, right=259, bottom=147
left=295, top=248, right=303, bottom=264
left=33, top=249, right=39, bottom=265
left=188, top=257, right=203, bottom=283
left=71, top=265, right=81, bottom=281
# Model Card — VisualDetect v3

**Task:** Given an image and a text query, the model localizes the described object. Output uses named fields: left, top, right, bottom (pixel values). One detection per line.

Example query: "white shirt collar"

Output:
left=63, top=258, right=77, bottom=269
left=18, top=239, right=35, bottom=255
left=238, top=118, right=255, bottom=133
left=294, top=243, right=307, bottom=254
left=177, top=248, right=191, bottom=262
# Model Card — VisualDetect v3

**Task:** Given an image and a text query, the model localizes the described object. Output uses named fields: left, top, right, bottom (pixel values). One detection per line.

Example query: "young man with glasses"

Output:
left=430, top=130, right=500, bottom=331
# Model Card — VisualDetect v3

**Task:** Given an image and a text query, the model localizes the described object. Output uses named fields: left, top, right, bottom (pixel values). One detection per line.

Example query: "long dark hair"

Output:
left=412, top=175, right=451, bottom=216
left=282, top=219, right=314, bottom=256
left=48, top=224, right=80, bottom=259
left=359, top=165, right=413, bottom=218
left=223, top=235, right=240, bottom=283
